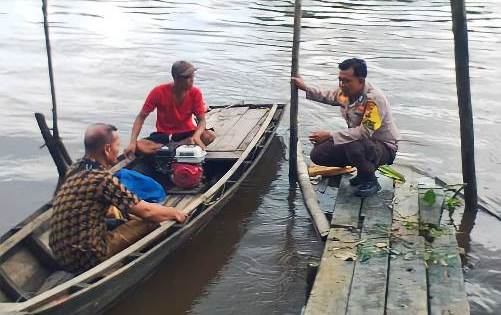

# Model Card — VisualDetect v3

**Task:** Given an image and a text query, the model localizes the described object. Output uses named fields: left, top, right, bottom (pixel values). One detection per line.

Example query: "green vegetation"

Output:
left=443, top=184, right=464, bottom=220
left=423, top=247, right=459, bottom=267
left=351, top=182, right=465, bottom=265
left=356, top=239, right=389, bottom=262
left=422, top=189, right=436, bottom=205
left=377, top=165, right=405, bottom=183
left=353, top=220, right=459, bottom=266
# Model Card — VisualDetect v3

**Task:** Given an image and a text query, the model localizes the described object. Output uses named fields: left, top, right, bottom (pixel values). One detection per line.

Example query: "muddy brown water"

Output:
left=1, top=0, right=500, bottom=314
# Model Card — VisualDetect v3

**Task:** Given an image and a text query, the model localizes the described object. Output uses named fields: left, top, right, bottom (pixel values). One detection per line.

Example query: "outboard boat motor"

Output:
left=171, top=145, right=207, bottom=189
left=153, top=144, right=207, bottom=189
left=154, top=144, right=177, bottom=175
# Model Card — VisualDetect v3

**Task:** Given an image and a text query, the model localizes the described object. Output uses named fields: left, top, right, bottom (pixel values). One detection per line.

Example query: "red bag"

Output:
left=171, top=163, right=203, bottom=188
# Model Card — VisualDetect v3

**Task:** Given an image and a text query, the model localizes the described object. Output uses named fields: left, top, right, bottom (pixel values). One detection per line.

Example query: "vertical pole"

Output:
left=42, top=0, right=59, bottom=139
left=39, top=0, right=72, bottom=174
left=305, top=262, right=319, bottom=301
left=450, top=0, right=478, bottom=213
left=289, top=0, right=302, bottom=183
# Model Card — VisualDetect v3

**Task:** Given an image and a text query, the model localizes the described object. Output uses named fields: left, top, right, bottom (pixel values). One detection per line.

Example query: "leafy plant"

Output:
left=378, top=165, right=406, bottom=183
left=445, top=197, right=461, bottom=216
left=420, top=224, right=447, bottom=242
left=422, top=189, right=437, bottom=206
left=442, top=184, right=464, bottom=221
left=356, top=239, right=391, bottom=262
left=423, top=248, right=458, bottom=267
left=402, top=220, right=419, bottom=231
left=357, top=243, right=373, bottom=262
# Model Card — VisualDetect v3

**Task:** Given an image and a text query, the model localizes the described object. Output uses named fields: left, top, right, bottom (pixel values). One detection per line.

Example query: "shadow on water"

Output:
left=458, top=209, right=479, bottom=257
left=456, top=209, right=501, bottom=314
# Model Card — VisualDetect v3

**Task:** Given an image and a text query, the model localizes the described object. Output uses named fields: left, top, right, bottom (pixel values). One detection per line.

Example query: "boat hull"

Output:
left=0, top=103, right=284, bottom=315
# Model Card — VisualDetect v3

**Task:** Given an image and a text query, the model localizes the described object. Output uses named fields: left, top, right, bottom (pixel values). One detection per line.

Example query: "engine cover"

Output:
left=171, top=163, right=203, bottom=189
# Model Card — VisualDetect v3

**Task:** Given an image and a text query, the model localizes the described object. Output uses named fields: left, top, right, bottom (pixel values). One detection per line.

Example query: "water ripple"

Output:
left=1, top=0, right=501, bottom=314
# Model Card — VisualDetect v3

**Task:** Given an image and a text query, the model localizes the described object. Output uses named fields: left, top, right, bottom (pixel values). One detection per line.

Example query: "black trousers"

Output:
left=310, top=138, right=396, bottom=181
left=145, top=131, right=195, bottom=145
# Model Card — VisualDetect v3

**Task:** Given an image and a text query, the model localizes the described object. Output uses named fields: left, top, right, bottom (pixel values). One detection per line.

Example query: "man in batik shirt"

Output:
left=292, top=58, right=400, bottom=197
left=50, top=123, right=186, bottom=274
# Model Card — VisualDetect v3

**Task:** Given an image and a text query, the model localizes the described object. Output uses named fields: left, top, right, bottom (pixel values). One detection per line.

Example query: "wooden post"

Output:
left=289, top=0, right=301, bottom=183
left=42, top=0, right=59, bottom=139
left=296, top=141, right=330, bottom=239
left=450, top=0, right=478, bottom=213
left=40, top=0, right=72, bottom=171
left=305, top=262, right=319, bottom=301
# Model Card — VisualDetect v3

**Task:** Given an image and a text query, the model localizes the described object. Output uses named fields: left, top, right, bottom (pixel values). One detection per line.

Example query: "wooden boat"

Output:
left=0, top=103, right=284, bottom=315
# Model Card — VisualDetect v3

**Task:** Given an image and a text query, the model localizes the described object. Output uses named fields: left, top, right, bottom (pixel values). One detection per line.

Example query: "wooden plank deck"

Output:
left=346, top=176, right=393, bottom=315
left=386, top=170, right=428, bottom=315
left=305, top=227, right=359, bottom=314
left=331, top=176, right=362, bottom=228
left=304, top=166, right=469, bottom=315
left=206, top=106, right=270, bottom=154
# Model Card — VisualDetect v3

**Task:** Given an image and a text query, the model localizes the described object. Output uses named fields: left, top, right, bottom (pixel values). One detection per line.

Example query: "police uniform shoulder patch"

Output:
left=362, top=101, right=382, bottom=132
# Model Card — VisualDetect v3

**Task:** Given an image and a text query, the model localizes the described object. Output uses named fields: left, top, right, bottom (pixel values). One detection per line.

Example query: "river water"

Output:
left=1, top=0, right=500, bottom=314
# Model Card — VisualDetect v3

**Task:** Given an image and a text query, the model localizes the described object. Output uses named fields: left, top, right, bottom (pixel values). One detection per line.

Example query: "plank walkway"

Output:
left=304, top=166, right=469, bottom=315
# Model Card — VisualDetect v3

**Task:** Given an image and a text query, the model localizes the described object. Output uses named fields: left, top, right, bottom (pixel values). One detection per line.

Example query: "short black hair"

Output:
left=84, top=123, right=118, bottom=153
left=339, top=58, right=367, bottom=78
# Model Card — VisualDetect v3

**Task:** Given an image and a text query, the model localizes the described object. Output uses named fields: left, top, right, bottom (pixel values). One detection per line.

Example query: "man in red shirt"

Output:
left=125, top=61, right=216, bottom=156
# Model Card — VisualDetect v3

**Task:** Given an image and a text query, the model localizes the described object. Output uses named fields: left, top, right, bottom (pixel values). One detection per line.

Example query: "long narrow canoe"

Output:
left=0, top=103, right=284, bottom=315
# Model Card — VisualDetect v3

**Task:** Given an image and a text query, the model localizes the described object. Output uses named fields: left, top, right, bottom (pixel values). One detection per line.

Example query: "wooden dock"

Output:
left=304, top=166, right=469, bottom=315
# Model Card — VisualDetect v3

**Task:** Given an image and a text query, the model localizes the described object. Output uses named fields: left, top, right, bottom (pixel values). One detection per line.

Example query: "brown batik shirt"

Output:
left=49, top=159, right=140, bottom=274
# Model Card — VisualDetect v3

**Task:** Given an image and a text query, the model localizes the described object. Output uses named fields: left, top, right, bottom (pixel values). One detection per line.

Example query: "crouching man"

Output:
left=292, top=58, right=400, bottom=197
left=50, top=123, right=187, bottom=274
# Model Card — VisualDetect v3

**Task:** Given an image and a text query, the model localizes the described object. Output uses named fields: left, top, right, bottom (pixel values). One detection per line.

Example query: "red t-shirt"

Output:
left=141, top=83, right=206, bottom=134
